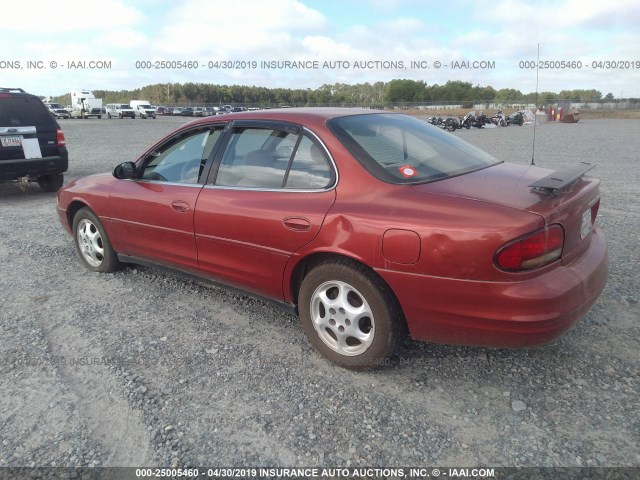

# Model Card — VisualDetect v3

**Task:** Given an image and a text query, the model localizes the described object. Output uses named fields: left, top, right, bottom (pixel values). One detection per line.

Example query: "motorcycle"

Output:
left=427, top=115, right=444, bottom=127
left=507, top=110, right=524, bottom=126
left=460, top=112, right=474, bottom=129
left=490, top=110, right=508, bottom=127
left=443, top=116, right=461, bottom=131
left=474, top=111, right=488, bottom=128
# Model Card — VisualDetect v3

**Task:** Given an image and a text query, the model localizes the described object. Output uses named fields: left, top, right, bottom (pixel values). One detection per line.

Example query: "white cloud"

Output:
left=473, top=0, right=640, bottom=31
left=2, top=0, right=143, bottom=32
left=97, top=29, right=149, bottom=50
left=149, top=0, right=328, bottom=59
left=2, top=0, right=639, bottom=96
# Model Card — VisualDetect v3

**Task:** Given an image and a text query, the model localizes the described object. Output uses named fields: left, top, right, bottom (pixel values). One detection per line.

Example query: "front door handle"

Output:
left=171, top=200, right=190, bottom=212
left=283, top=216, right=311, bottom=232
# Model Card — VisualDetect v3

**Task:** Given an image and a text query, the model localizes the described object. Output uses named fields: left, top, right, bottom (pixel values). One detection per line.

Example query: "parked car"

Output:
left=181, top=107, right=194, bottom=117
left=171, top=107, right=184, bottom=116
left=1, top=87, right=68, bottom=191
left=105, top=103, right=135, bottom=119
left=56, top=109, right=608, bottom=369
left=155, top=106, right=170, bottom=116
left=202, top=107, right=216, bottom=116
left=45, top=103, right=70, bottom=119
left=192, top=107, right=204, bottom=117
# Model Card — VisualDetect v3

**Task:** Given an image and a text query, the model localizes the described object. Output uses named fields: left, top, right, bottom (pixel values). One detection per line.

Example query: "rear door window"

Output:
left=214, top=125, right=334, bottom=190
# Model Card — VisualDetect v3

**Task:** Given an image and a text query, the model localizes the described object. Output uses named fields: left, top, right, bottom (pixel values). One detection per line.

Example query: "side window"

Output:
left=142, top=128, right=222, bottom=183
left=284, top=135, right=332, bottom=189
left=215, top=128, right=298, bottom=188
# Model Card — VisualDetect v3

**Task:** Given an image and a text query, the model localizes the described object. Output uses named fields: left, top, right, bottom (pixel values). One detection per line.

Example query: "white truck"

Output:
left=69, top=89, right=103, bottom=119
left=130, top=100, right=156, bottom=119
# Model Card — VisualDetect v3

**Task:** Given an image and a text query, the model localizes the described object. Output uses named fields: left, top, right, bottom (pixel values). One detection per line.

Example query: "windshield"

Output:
left=120, top=104, right=130, bottom=109
left=328, top=113, right=501, bottom=184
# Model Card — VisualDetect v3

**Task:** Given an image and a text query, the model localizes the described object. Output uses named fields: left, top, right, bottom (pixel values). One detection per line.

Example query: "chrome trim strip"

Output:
left=121, top=179, right=205, bottom=188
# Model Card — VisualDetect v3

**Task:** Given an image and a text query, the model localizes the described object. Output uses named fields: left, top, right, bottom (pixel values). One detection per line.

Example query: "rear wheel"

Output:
left=299, top=259, right=406, bottom=370
left=37, top=173, right=64, bottom=192
left=72, top=208, right=122, bottom=273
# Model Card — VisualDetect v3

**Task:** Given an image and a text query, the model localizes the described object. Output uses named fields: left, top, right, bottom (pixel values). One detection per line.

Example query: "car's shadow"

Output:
left=0, top=182, right=58, bottom=201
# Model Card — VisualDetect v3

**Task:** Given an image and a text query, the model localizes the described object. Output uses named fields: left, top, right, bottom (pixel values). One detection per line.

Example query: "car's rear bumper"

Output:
left=378, top=227, right=609, bottom=348
left=0, top=155, right=68, bottom=181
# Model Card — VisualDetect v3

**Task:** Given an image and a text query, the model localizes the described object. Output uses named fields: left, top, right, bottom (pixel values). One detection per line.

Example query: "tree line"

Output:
left=50, top=80, right=636, bottom=107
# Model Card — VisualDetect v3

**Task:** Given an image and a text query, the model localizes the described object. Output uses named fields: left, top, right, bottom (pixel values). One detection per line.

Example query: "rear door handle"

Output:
left=171, top=200, right=190, bottom=212
left=283, top=217, right=311, bottom=232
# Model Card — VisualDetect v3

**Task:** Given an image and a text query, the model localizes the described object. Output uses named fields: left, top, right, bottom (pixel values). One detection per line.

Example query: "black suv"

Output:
left=1, top=87, right=68, bottom=191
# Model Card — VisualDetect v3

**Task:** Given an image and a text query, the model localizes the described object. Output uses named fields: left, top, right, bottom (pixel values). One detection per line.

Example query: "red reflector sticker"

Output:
left=398, top=165, right=417, bottom=178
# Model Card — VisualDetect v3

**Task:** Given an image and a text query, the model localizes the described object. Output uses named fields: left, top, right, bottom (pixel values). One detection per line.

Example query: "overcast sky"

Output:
left=3, top=0, right=639, bottom=97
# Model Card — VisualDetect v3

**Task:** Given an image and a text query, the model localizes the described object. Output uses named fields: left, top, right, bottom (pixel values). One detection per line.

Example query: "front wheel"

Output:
left=298, top=259, right=406, bottom=370
left=72, top=208, right=122, bottom=273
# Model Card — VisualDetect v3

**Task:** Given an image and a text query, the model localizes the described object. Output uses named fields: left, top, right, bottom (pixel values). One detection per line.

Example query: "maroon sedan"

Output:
left=56, top=109, right=608, bottom=369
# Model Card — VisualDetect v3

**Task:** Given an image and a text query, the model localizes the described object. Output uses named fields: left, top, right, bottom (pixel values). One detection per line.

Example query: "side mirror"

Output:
left=113, top=161, right=136, bottom=180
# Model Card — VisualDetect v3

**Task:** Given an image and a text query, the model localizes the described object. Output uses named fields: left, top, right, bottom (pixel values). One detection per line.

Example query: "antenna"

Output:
left=531, top=43, right=540, bottom=166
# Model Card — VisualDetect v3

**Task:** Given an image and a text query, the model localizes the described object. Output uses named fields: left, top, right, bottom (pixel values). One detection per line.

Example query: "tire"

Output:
left=37, top=173, right=64, bottom=192
left=72, top=207, right=122, bottom=273
left=298, top=259, right=407, bottom=370
left=108, top=113, right=112, bottom=118
left=97, top=115, right=101, bottom=119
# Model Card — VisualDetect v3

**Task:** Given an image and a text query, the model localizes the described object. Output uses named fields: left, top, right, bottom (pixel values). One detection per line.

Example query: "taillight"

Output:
left=57, top=128, right=66, bottom=146
left=591, top=198, right=600, bottom=223
left=495, top=225, right=564, bottom=271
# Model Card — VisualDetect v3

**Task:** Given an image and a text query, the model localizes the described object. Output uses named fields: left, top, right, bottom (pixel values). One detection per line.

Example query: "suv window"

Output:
left=214, top=127, right=333, bottom=189
left=0, top=95, right=57, bottom=128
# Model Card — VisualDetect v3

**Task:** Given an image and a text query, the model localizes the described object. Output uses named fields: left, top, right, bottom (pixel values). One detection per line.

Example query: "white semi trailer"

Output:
left=69, top=90, right=103, bottom=119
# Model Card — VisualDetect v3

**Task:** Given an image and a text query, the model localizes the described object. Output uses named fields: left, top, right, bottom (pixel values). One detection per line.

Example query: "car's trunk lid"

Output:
left=412, top=162, right=602, bottom=265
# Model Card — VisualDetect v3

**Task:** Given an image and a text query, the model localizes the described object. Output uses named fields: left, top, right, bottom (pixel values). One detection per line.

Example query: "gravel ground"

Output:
left=0, top=116, right=638, bottom=470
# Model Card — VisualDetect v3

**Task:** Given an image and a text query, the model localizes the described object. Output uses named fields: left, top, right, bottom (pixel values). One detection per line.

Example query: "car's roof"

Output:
left=187, top=107, right=389, bottom=127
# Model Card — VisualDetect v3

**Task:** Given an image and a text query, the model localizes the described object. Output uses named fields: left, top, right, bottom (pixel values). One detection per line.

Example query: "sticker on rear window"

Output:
left=398, top=165, right=417, bottom=178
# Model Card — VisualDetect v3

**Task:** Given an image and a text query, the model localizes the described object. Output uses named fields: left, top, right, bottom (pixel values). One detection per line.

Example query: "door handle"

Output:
left=171, top=200, right=190, bottom=212
left=283, top=217, right=311, bottom=232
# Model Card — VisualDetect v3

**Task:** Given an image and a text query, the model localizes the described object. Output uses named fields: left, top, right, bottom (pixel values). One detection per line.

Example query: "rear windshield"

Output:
left=328, top=113, right=501, bottom=184
left=0, top=95, right=57, bottom=129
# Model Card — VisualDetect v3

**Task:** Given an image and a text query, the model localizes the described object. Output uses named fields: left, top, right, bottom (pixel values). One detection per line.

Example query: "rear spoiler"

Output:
left=529, top=162, right=595, bottom=194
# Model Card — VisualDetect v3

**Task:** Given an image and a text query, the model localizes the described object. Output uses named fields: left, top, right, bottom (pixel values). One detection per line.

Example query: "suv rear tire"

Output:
left=37, top=173, right=64, bottom=192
